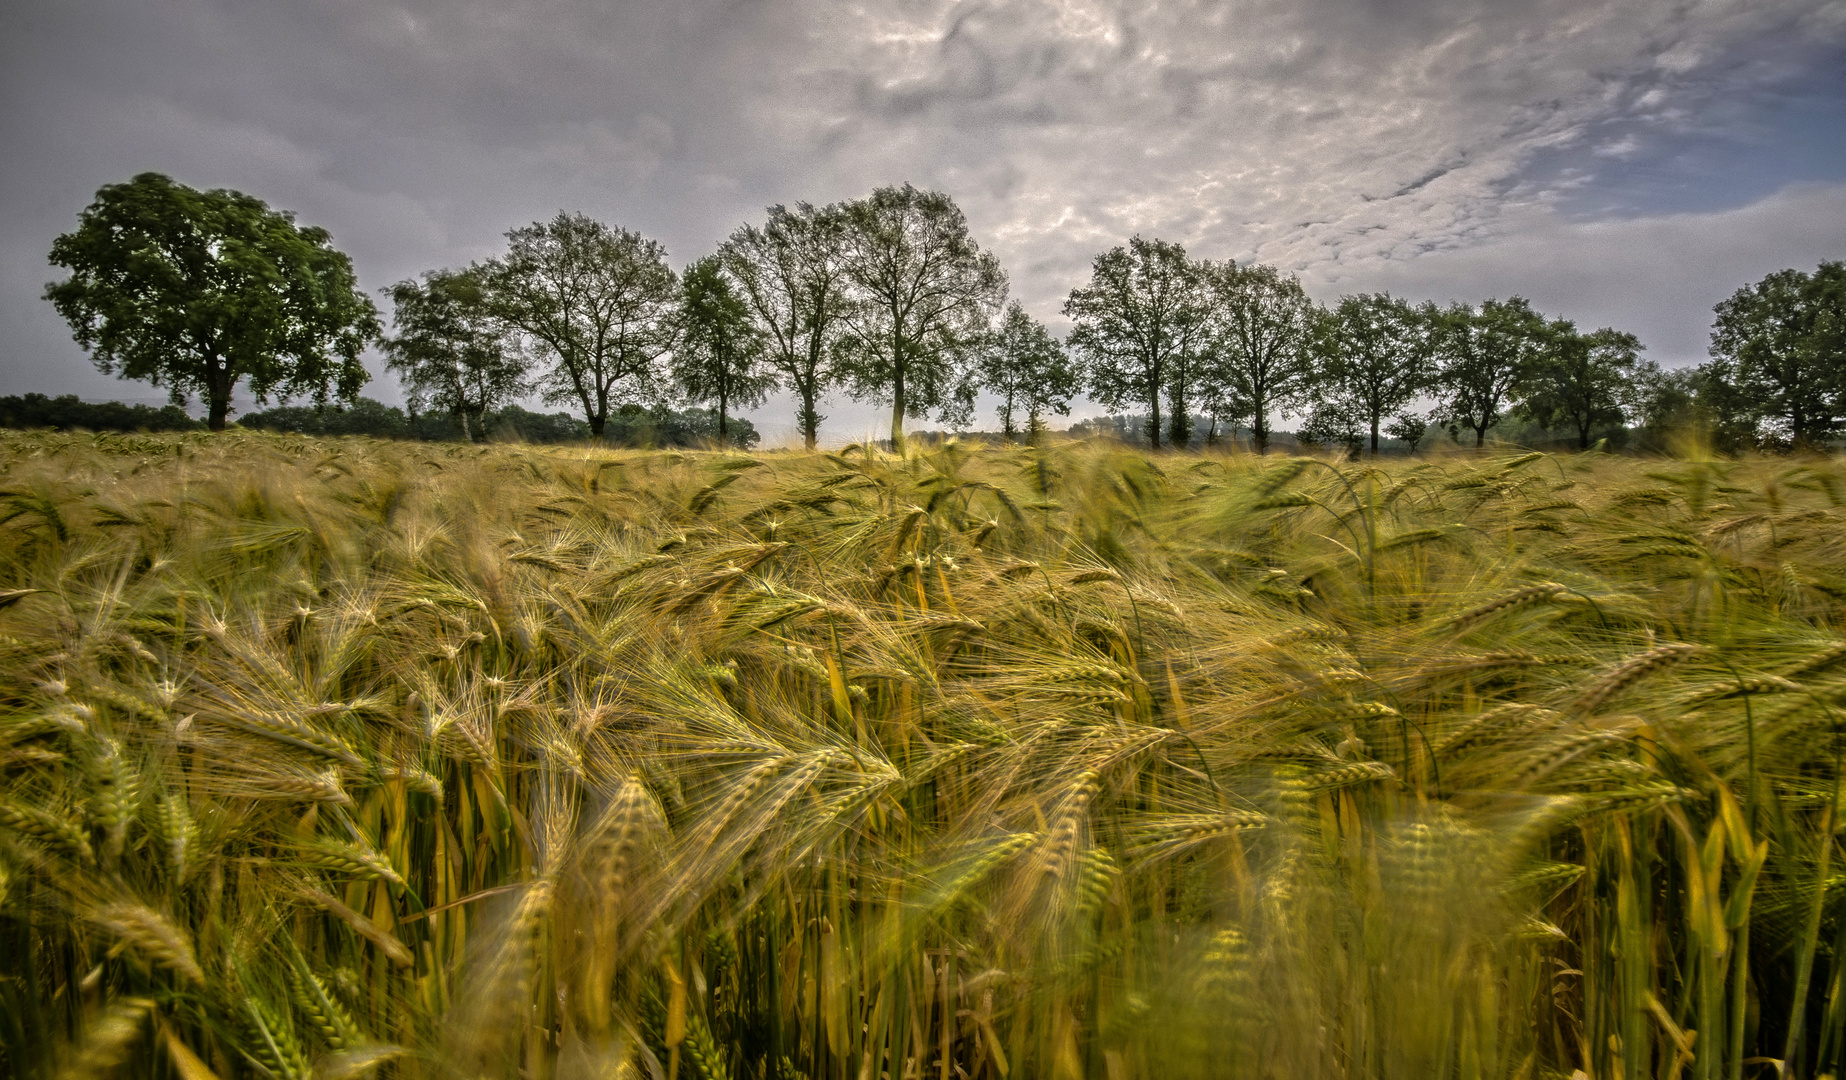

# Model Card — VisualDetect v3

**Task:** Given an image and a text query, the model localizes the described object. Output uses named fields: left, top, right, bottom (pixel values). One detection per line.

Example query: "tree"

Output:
left=721, top=203, right=853, bottom=450
left=1064, top=237, right=1207, bottom=450
left=673, top=257, right=776, bottom=449
left=1385, top=412, right=1429, bottom=453
left=481, top=212, right=677, bottom=439
left=838, top=185, right=1007, bottom=446
left=1298, top=397, right=1366, bottom=458
left=1515, top=322, right=1643, bottom=450
left=382, top=269, right=527, bottom=443
left=1197, top=261, right=1320, bottom=453
left=976, top=301, right=1080, bottom=442
left=44, top=172, right=378, bottom=431
left=1707, top=262, right=1846, bottom=448
left=1313, top=293, right=1434, bottom=456
left=1629, top=361, right=1706, bottom=451
left=1433, top=296, right=1549, bottom=447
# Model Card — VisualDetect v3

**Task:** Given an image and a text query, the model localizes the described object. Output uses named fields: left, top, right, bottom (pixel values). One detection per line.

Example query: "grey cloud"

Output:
left=2, top=0, right=1841, bottom=424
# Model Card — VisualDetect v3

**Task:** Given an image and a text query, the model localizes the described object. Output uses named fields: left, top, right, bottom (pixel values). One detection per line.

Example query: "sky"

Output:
left=3, top=0, right=1843, bottom=446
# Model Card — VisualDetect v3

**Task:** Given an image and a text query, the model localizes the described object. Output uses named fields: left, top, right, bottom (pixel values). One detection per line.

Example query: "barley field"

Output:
left=3, top=431, right=1844, bottom=1080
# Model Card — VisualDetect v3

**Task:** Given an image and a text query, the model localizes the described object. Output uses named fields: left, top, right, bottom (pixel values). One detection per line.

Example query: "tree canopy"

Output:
left=1198, top=261, right=1319, bottom=453
left=977, top=301, right=1080, bottom=442
left=1434, top=296, right=1549, bottom=448
left=1064, top=237, right=1206, bottom=450
left=482, top=212, right=678, bottom=438
left=44, top=172, right=378, bottom=431
left=837, top=185, right=1007, bottom=445
left=1311, top=293, right=1433, bottom=456
left=721, top=203, right=853, bottom=450
left=1516, top=322, right=1643, bottom=450
left=1708, top=262, right=1846, bottom=448
left=673, top=257, right=775, bottom=449
left=382, top=268, right=527, bottom=443
left=61, top=174, right=1815, bottom=456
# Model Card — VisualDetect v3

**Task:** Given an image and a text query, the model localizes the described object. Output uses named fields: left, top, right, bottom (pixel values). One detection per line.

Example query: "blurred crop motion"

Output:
left=4, top=431, right=1846, bottom=1079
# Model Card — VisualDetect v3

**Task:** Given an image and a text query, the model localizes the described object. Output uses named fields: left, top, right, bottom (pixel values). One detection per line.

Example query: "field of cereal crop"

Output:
left=4, top=430, right=1846, bottom=1079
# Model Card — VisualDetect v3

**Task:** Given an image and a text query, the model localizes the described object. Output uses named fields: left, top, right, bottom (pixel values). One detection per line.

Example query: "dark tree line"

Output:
left=41, top=173, right=1845, bottom=453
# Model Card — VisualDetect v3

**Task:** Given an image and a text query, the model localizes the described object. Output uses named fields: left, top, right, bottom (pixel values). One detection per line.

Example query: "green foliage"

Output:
left=602, top=403, right=761, bottom=449
left=721, top=203, right=854, bottom=451
left=1198, top=261, right=1320, bottom=453
left=976, top=300, right=1079, bottom=441
left=1433, top=296, right=1550, bottom=447
left=1310, top=293, right=1435, bottom=456
left=239, top=396, right=594, bottom=443
left=1065, top=236, right=1208, bottom=450
left=5, top=433, right=1846, bottom=1078
left=0, top=394, right=203, bottom=433
left=1516, top=323, right=1645, bottom=450
left=674, top=257, right=776, bottom=450
left=44, top=172, right=379, bottom=431
left=383, top=269, right=528, bottom=443
left=1383, top=410, right=1428, bottom=452
left=838, top=185, right=1007, bottom=445
left=482, top=212, right=678, bottom=438
left=1706, top=261, right=1846, bottom=449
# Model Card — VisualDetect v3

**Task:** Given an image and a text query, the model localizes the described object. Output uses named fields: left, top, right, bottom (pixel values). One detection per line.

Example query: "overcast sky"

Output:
left=4, top=0, right=1843, bottom=445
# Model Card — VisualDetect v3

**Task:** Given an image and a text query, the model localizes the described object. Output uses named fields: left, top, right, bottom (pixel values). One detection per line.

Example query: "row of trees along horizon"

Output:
left=40, top=172, right=1846, bottom=452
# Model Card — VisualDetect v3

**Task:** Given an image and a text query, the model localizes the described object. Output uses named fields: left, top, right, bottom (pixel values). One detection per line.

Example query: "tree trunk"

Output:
left=800, top=385, right=819, bottom=451
left=1169, top=412, right=1190, bottom=449
left=206, top=358, right=232, bottom=432
left=890, top=364, right=906, bottom=449
left=1147, top=393, right=1162, bottom=451
left=1370, top=416, right=1381, bottom=457
left=589, top=414, right=606, bottom=439
left=459, top=409, right=473, bottom=443
left=1474, top=424, right=1486, bottom=448
left=1254, top=419, right=1269, bottom=455
left=717, top=383, right=729, bottom=450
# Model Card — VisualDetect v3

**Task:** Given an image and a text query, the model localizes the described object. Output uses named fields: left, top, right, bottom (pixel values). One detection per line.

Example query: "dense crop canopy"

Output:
left=2, top=433, right=1844, bottom=1078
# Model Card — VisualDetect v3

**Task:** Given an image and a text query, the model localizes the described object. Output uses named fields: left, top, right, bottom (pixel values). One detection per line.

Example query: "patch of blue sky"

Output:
left=1525, top=49, right=1846, bottom=221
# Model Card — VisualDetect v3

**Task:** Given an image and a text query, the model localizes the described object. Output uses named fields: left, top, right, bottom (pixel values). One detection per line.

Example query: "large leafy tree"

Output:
left=482, top=212, right=677, bottom=439
left=1312, top=293, right=1435, bottom=456
left=1515, top=322, right=1643, bottom=450
left=1198, top=260, right=1319, bottom=454
left=1433, top=296, right=1549, bottom=447
left=1707, top=262, right=1846, bottom=448
left=837, top=185, right=1007, bottom=446
left=1628, top=360, right=1707, bottom=451
left=1064, top=237, right=1206, bottom=450
left=976, top=301, right=1080, bottom=443
left=44, top=172, right=378, bottom=431
left=721, top=203, right=853, bottom=450
left=382, top=269, right=527, bottom=443
left=673, top=257, right=776, bottom=450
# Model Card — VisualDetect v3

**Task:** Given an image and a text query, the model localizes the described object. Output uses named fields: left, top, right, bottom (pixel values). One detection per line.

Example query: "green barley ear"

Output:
left=682, top=1009, right=729, bottom=1080
left=241, top=991, right=314, bottom=1080
left=285, top=951, right=364, bottom=1052
left=297, top=837, right=407, bottom=887
left=0, top=799, right=94, bottom=864
left=88, top=903, right=205, bottom=985
left=154, top=793, right=195, bottom=883
left=88, top=736, right=140, bottom=869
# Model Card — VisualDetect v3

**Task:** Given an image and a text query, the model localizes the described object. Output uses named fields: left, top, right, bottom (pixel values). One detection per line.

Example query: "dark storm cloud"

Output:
left=3, top=0, right=1843, bottom=435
